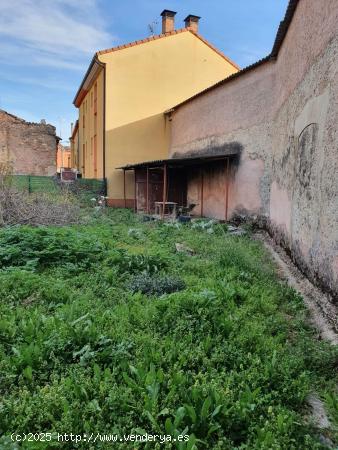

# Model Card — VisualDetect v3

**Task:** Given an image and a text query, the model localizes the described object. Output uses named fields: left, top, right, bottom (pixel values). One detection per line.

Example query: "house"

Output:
left=71, top=10, right=239, bottom=206
left=123, top=0, right=338, bottom=297
left=0, top=110, right=58, bottom=176
left=56, top=143, right=71, bottom=173
left=70, top=120, right=79, bottom=171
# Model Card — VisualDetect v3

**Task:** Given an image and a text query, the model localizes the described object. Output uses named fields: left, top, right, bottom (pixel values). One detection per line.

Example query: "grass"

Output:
left=0, top=209, right=337, bottom=449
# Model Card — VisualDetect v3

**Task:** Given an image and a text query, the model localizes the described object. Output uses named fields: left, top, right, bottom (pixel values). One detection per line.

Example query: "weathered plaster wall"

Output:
left=169, top=0, right=338, bottom=296
left=0, top=110, right=57, bottom=176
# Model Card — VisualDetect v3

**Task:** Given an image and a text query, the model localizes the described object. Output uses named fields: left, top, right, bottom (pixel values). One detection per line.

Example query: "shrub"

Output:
left=116, top=250, right=169, bottom=275
left=0, top=226, right=104, bottom=271
left=128, top=273, right=186, bottom=296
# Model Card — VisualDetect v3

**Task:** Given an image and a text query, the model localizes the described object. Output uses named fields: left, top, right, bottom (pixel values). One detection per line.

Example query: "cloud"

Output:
left=0, top=0, right=116, bottom=71
left=0, top=71, right=75, bottom=92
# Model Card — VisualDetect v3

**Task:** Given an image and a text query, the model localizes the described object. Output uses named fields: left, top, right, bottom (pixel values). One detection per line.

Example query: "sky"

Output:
left=0, top=0, right=289, bottom=143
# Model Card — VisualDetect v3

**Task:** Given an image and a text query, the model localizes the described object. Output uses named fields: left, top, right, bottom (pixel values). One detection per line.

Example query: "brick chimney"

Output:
left=161, top=10, right=177, bottom=34
left=184, top=14, right=201, bottom=33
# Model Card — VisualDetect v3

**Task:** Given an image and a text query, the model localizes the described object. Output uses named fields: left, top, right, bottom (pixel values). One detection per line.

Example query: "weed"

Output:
left=0, top=211, right=336, bottom=449
left=128, top=273, right=186, bottom=296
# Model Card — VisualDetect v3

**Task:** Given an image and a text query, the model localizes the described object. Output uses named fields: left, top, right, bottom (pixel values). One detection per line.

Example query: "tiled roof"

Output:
left=271, top=0, right=299, bottom=57
left=171, top=0, right=300, bottom=110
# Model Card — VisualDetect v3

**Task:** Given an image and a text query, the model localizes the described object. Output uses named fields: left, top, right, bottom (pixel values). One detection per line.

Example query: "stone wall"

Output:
left=169, top=0, right=338, bottom=297
left=0, top=110, right=57, bottom=176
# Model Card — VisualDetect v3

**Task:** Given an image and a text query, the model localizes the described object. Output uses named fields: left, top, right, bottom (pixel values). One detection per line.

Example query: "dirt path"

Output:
left=254, top=231, right=338, bottom=345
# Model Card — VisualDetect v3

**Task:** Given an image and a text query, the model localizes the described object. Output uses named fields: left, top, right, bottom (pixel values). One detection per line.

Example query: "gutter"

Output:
left=73, top=55, right=104, bottom=108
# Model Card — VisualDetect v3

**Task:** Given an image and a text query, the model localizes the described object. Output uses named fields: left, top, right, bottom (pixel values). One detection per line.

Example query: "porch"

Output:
left=118, top=152, right=238, bottom=221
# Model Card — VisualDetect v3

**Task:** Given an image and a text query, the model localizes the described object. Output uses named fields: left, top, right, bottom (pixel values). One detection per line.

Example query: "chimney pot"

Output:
left=184, top=14, right=201, bottom=33
left=160, top=9, right=177, bottom=34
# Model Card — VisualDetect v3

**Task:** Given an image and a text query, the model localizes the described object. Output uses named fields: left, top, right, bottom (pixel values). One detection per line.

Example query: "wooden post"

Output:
left=225, top=158, right=230, bottom=221
left=134, top=170, right=137, bottom=212
left=146, top=166, right=149, bottom=214
left=162, top=164, right=167, bottom=219
left=123, top=169, right=126, bottom=208
left=200, top=169, right=204, bottom=217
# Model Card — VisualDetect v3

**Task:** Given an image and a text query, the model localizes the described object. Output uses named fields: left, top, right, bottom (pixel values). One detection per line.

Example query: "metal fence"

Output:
left=11, top=175, right=58, bottom=193
left=11, top=175, right=107, bottom=197
left=74, top=178, right=107, bottom=196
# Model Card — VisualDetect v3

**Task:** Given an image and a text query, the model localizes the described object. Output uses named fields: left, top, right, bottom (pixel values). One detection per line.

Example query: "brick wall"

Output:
left=0, top=110, right=57, bottom=175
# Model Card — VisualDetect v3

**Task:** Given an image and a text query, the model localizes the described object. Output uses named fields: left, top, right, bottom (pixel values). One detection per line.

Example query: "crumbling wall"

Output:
left=0, top=110, right=57, bottom=176
left=169, top=0, right=338, bottom=297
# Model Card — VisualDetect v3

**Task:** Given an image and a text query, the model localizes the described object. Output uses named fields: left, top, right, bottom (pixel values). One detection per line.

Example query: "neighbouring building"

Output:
left=70, top=120, right=79, bottom=172
left=0, top=110, right=58, bottom=176
left=71, top=10, right=239, bottom=206
left=56, top=143, right=71, bottom=173
left=127, top=0, right=337, bottom=296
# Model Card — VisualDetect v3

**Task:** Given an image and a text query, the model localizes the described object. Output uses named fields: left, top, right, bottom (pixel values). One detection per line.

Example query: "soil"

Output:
left=254, top=231, right=338, bottom=345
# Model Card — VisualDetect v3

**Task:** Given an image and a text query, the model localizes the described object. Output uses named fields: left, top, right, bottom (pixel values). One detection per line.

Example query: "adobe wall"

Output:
left=169, top=0, right=338, bottom=297
left=0, top=111, right=57, bottom=176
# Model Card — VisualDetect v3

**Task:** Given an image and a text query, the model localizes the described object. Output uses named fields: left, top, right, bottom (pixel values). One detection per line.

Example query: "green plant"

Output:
left=128, top=273, right=186, bottom=296
left=0, top=226, right=105, bottom=271
left=0, top=211, right=336, bottom=449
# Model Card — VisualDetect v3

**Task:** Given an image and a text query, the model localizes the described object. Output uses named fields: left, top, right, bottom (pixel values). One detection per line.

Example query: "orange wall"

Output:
left=56, top=144, right=71, bottom=172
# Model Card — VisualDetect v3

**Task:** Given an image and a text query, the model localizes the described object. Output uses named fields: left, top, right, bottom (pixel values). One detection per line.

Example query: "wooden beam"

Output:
left=146, top=166, right=149, bottom=214
left=134, top=170, right=137, bottom=212
left=123, top=169, right=126, bottom=208
left=225, top=158, right=230, bottom=221
left=200, top=168, right=204, bottom=217
left=162, top=164, right=167, bottom=219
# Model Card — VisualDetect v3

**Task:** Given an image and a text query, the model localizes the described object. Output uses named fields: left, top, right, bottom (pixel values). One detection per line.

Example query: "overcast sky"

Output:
left=0, top=0, right=289, bottom=142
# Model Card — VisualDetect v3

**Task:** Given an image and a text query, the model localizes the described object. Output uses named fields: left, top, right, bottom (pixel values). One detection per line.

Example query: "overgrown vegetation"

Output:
left=0, top=163, right=80, bottom=226
left=0, top=209, right=337, bottom=449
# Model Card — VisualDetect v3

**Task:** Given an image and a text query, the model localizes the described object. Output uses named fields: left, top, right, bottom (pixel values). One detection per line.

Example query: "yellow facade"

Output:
left=73, top=29, right=238, bottom=203
left=70, top=122, right=79, bottom=169
left=77, top=70, right=104, bottom=179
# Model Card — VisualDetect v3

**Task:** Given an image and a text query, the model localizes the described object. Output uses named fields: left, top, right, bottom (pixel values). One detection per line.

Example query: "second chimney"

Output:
left=161, top=10, right=177, bottom=34
left=184, top=15, right=201, bottom=33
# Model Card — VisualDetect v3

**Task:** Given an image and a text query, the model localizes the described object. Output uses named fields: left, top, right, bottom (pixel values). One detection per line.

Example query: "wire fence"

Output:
left=11, top=175, right=58, bottom=193
left=10, top=175, right=107, bottom=197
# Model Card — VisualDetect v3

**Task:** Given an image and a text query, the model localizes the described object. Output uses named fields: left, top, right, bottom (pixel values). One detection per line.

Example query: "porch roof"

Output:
left=117, top=151, right=238, bottom=171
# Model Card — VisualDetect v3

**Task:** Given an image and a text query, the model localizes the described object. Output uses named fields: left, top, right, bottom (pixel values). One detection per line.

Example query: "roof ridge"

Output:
left=97, top=28, right=189, bottom=56
left=190, top=30, right=240, bottom=70
left=96, top=28, right=239, bottom=70
left=74, top=28, right=240, bottom=106
left=170, top=0, right=300, bottom=111
left=0, top=109, right=51, bottom=127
